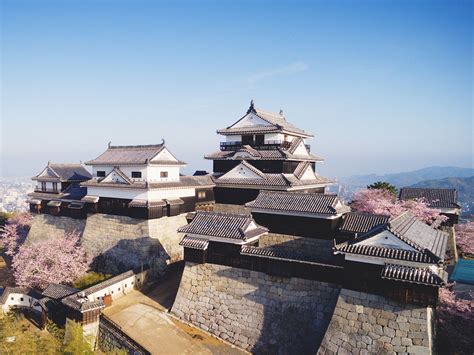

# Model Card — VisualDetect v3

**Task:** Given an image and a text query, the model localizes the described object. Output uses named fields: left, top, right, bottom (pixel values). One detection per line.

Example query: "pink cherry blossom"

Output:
left=351, top=188, right=448, bottom=225
left=12, top=231, right=91, bottom=290
left=455, top=222, right=474, bottom=255
left=0, top=212, right=33, bottom=256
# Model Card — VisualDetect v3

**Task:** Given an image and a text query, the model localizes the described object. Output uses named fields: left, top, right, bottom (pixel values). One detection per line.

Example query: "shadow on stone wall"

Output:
left=172, top=262, right=341, bottom=355
left=91, top=237, right=171, bottom=276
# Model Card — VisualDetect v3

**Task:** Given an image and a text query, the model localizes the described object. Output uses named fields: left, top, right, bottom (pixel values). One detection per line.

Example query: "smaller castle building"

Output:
left=27, top=163, right=92, bottom=217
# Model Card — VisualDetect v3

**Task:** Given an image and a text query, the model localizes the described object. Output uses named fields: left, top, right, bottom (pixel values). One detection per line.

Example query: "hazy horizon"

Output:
left=1, top=0, right=472, bottom=179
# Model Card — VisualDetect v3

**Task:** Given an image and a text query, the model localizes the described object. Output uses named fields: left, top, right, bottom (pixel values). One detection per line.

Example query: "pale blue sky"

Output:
left=1, top=0, right=472, bottom=179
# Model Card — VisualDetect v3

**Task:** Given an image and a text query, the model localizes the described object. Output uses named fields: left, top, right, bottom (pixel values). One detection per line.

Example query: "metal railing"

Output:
left=220, top=140, right=311, bottom=152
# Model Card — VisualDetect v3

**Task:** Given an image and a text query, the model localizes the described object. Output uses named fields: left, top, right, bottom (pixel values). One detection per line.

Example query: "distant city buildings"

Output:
left=0, top=177, right=35, bottom=213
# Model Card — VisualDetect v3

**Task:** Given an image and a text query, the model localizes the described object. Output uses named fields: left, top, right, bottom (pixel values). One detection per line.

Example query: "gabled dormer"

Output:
left=32, top=162, right=91, bottom=193
left=84, top=142, right=186, bottom=183
left=334, top=212, right=448, bottom=266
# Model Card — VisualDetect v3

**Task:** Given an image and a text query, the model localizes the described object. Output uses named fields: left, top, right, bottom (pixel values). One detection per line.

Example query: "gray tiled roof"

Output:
left=217, top=102, right=313, bottom=137
left=388, top=212, right=448, bottom=260
left=61, top=295, right=105, bottom=312
left=81, top=270, right=135, bottom=296
left=42, top=284, right=79, bottom=300
left=85, top=143, right=186, bottom=166
left=178, top=211, right=268, bottom=240
left=240, top=245, right=344, bottom=267
left=399, top=188, right=459, bottom=209
left=245, top=190, right=350, bottom=215
left=335, top=212, right=448, bottom=264
left=179, top=235, right=209, bottom=250
left=338, top=212, right=390, bottom=234
left=33, top=163, right=92, bottom=182
left=334, top=243, right=437, bottom=264
left=204, top=146, right=323, bottom=162
left=214, top=162, right=332, bottom=189
left=381, top=263, right=447, bottom=287
left=83, top=175, right=215, bottom=190
left=28, top=184, right=88, bottom=202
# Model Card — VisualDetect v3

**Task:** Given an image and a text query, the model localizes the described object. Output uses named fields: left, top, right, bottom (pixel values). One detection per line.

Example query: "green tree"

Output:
left=367, top=181, right=397, bottom=196
left=62, top=320, right=94, bottom=355
left=0, top=312, right=60, bottom=354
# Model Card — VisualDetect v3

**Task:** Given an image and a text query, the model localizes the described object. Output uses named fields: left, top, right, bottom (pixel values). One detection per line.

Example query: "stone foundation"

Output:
left=318, top=289, right=434, bottom=355
left=171, top=262, right=341, bottom=354
left=27, top=214, right=87, bottom=244
left=27, top=213, right=187, bottom=276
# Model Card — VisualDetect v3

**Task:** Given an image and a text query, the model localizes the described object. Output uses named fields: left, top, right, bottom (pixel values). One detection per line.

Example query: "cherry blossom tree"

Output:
left=351, top=188, right=447, bottom=225
left=455, top=222, right=474, bottom=255
left=0, top=212, right=32, bottom=256
left=437, top=286, right=474, bottom=354
left=12, top=231, right=90, bottom=290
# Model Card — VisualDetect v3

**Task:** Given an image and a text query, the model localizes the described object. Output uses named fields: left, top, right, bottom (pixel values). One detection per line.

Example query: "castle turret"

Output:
left=205, top=101, right=333, bottom=205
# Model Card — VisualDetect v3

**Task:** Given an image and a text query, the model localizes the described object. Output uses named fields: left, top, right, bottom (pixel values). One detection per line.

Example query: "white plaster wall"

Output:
left=148, top=187, right=196, bottom=200
left=220, top=164, right=262, bottom=179
left=2, top=293, right=42, bottom=312
left=92, top=166, right=115, bottom=178
left=293, top=141, right=309, bottom=156
left=358, top=231, right=415, bottom=250
left=300, top=165, right=317, bottom=181
left=226, top=135, right=242, bottom=142
left=86, top=186, right=147, bottom=200
left=233, top=113, right=269, bottom=128
left=86, top=272, right=147, bottom=302
left=147, top=166, right=180, bottom=182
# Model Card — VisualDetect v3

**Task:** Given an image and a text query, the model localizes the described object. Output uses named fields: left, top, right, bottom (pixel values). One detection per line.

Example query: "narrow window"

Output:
left=118, top=287, right=121, bottom=291
left=10, top=297, right=14, bottom=301
left=20, top=298, right=24, bottom=302
left=131, top=281, right=134, bottom=285
left=41, top=182, right=47, bottom=191
left=52, top=182, right=58, bottom=192
left=160, top=171, right=168, bottom=178
left=198, top=191, right=206, bottom=199
left=125, top=284, right=127, bottom=288
left=131, top=171, right=142, bottom=178
left=97, top=171, right=106, bottom=177
left=111, top=291, right=114, bottom=294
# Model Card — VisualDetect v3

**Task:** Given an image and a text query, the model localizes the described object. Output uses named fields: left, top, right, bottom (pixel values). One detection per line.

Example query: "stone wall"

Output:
left=27, top=213, right=187, bottom=276
left=318, top=289, right=434, bottom=355
left=171, top=262, right=341, bottom=354
left=81, top=213, right=186, bottom=275
left=98, top=315, right=150, bottom=354
left=27, top=214, right=87, bottom=244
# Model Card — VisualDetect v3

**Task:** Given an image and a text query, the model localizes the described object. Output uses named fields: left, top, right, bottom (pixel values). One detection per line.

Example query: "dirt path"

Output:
left=103, top=267, right=246, bottom=355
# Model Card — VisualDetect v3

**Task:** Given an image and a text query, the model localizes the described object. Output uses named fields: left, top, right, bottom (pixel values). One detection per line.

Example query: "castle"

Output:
left=19, top=101, right=456, bottom=354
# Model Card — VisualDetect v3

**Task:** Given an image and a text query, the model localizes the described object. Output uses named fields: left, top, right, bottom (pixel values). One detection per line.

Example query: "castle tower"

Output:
left=205, top=101, right=333, bottom=205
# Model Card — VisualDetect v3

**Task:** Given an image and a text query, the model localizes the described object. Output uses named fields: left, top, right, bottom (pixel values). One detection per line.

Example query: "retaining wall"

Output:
left=27, top=213, right=186, bottom=275
left=27, top=214, right=86, bottom=244
left=318, top=289, right=434, bottom=355
left=171, top=262, right=341, bottom=354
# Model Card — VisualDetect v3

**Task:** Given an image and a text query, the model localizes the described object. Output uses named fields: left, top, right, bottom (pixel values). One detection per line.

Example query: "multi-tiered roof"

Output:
left=207, top=101, right=332, bottom=192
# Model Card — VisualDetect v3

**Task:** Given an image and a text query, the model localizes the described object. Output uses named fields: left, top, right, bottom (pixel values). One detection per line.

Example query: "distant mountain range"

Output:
left=339, top=166, right=474, bottom=190
left=335, top=166, right=474, bottom=218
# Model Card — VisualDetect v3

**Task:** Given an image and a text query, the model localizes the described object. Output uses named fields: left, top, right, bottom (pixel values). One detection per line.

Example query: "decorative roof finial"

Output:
left=247, top=99, right=255, bottom=113
left=47, top=160, right=51, bottom=166
left=161, top=138, right=166, bottom=145
left=108, top=141, right=112, bottom=148
left=279, top=109, right=285, bottom=120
